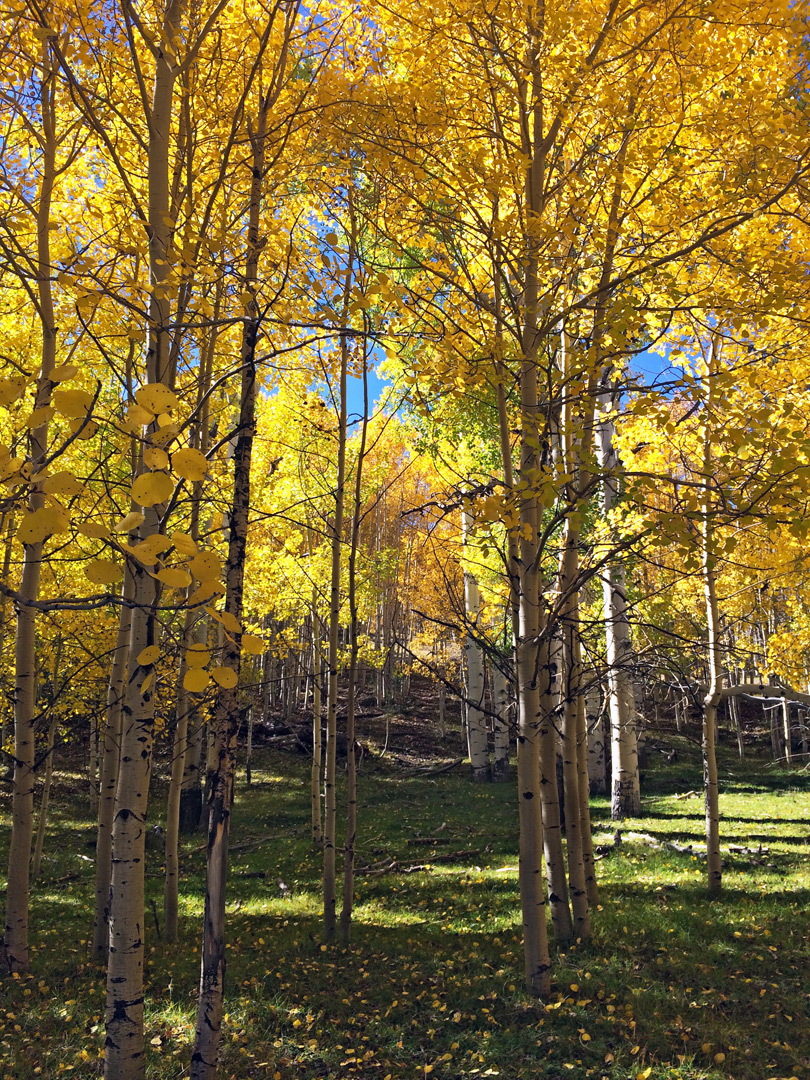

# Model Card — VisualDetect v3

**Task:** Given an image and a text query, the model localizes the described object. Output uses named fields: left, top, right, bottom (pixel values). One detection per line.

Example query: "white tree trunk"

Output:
left=491, top=661, right=511, bottom=782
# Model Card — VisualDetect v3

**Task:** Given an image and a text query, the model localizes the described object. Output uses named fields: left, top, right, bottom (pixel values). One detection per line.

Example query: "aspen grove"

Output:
left=2, top=1, right=810, bottom=1078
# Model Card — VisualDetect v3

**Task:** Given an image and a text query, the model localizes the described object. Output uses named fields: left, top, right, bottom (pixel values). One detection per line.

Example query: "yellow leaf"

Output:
left=53, top=388, right=93, bottom=418
left=188, top=580, right=225, bottom=605
left=151, top=421, right=179, bottom=445
left=76, top=521, right=109, bottom=539
left=172, top=447, right=208, bottom=482
left=134, top=382, right=179, bottom=415
left=137, top=645, right=160, bottom=666
left=140, top=671, right=154, bottom=695
left=219, top=611, right=241, bottom=634
left=124, top=535, right=172, bottom=566
left=69, top=417, right=98, bottom=440
left=189, top=551, right=221, bottom=580
left=40, top=471, right=85, bottom=497
left=126, top=403, right=154, bottom=429
left=172, top=531, right=197, bottom=556
left=113, top=511, right=145, bottom=533
left=242, top=634, right=264, bottom=655
left=16, top=507, right=68, bottom=544
left=84, top=559, right=122, bottom=586
left=27, top=406, right=56, bottom=428
left=49, top=363, right=78, bottom=382
left=185, top=645, right=211, bottom=669
left=714, top=1053, right=726, bottom=1063
left=0, top=376, right=27, bottom=406
left=701, top=1043, right=712, bottom=1054
left=155, top=567, right=192, bottom=589
left=131, top=470, right=173, bottom=507
left=637, top=1068, right=652, bottom=1080
left=211, top=665, right=238, bottom=689
left=144, top=447, right=169, bottom=470
left=183, top=667, right=210, bottom=693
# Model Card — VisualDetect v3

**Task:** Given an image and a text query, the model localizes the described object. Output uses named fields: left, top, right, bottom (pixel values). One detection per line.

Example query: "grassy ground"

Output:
left=1, top=729, right=809, bottom=1080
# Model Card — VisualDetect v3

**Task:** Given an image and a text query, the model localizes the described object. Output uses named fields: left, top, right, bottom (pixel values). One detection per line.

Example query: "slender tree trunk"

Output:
left=701, top=354, right=722, bottom=896
left=164, top=606, right=195, bottom=943
left=105, top=5, right=183, bottom=1071
left=323, top=200, right=356, bottom=942
left=462, top=502, right=489, bottom=781
left=311, top=598, right=323, bottom=847
left=3, top=51, right=57, bottom=973
left=558, top=529, right=590, bottom=940
left=491, top=661, right=511, bottom=782
left=92, top=576, right=133, bottom=959
left=340, top=329, right=369, bottom=942
left=575, top=688, right=599, bottom=904
left=0, top=511, right=16, bottom=758
left=597, top=391, right=640, bottom=819
left=31, top=641, right=61, bottom=879
left=190, top=79, right=272, bottom=1077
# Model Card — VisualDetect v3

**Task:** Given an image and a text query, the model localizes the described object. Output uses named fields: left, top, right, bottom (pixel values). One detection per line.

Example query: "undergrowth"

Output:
left=1, top=735, right=808, bottom=1080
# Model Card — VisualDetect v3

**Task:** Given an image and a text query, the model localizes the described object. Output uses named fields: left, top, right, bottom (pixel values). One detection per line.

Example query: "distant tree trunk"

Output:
left=311, top=597, right=323, bottom=847
left=462, top=502, right=489, bottom=782
left=597, top=387, right=640, bottom=820
left=31, top=639, right=62, bottom=880
left=164, top=608, right=194, bottom=944
left=491, top=661, right=511, bottom=782
left=576, top=689, right=599, bottom=905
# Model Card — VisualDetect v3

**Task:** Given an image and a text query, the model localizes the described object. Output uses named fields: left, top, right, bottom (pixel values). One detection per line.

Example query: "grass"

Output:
left=1, top=731, right=809, bottom=1080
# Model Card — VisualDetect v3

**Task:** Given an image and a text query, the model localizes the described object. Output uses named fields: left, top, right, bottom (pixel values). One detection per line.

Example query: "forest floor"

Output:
left=1, top=698, right=809, bottom=1080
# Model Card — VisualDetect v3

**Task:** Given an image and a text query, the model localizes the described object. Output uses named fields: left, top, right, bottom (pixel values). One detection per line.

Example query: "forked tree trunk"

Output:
left=3, top=50, right=57, bottom=973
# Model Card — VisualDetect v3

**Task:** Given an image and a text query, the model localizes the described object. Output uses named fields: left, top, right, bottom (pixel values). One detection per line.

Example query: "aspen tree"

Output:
left=340, top=323, right=370, bottom=942
left=3, top=34, right=58, bottom=972
left=323, top=200, right=357, bottom=941
left=190, top=0, right=304, bottom=1049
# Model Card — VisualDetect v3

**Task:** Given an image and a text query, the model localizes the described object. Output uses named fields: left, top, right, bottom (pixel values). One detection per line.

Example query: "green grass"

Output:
left=1, top=736, right=809, bottom=1080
